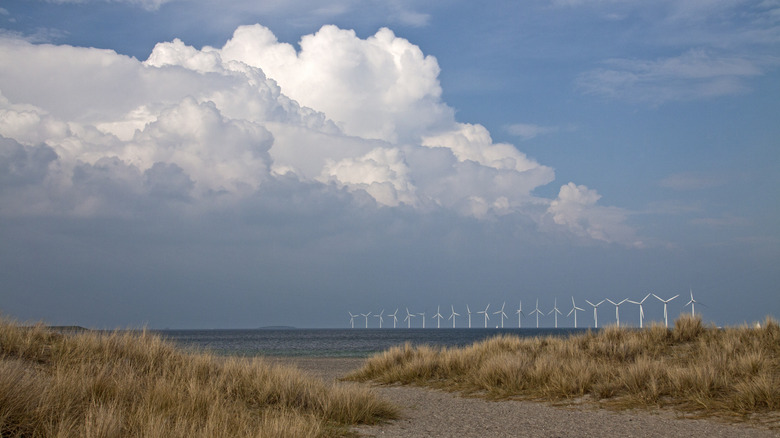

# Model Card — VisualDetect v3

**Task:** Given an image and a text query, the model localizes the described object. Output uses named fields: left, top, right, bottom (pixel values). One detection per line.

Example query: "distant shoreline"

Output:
left=35, top=325, right=92, bottom=332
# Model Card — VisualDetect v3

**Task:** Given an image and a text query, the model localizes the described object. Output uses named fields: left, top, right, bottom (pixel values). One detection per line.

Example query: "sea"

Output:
left=156, top=328, right=593, bottom=358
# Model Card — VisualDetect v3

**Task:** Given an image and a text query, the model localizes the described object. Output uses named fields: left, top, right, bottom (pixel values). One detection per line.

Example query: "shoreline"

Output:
left=270, top=356, right=779, bottom=438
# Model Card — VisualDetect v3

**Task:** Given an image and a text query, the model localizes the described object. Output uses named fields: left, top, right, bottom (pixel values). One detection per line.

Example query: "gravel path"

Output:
left=268, top=357, right=779, bottom=438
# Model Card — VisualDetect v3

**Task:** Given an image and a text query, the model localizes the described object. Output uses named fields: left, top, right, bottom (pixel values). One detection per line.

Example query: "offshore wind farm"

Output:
left=346, top=289, right=711, bottom=329
left=102, top=284, right=772, bottom=362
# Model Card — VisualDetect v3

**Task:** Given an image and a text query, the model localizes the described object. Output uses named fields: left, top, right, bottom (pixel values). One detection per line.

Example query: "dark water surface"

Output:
left=157, top=328, right=592, bottom=358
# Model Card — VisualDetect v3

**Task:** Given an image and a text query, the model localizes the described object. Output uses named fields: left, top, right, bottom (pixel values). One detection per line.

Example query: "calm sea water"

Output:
left=157, top=328, right=592, bottom=358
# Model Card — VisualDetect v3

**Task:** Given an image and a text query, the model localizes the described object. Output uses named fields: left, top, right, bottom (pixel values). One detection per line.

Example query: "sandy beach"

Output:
left=269, top=357, right=779, bottom=438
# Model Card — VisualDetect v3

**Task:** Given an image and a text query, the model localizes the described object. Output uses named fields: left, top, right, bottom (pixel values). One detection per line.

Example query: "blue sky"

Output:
left=0, top=0, right=778, bottom=328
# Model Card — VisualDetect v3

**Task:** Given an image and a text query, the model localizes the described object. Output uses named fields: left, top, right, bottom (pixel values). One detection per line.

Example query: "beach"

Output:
left=271, top=357, right=780, bottom=438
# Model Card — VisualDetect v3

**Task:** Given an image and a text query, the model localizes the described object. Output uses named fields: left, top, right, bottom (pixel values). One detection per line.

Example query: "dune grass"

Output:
left=346, top=315, right=780, bottom=428
left=0, top=318, right=398, bottom=438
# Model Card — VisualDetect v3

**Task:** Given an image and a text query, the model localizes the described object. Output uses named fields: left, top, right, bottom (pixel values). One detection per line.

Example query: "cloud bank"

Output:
left=0, top=24, right=637, bottom=245
left=44, top=0, right=172, bottom=11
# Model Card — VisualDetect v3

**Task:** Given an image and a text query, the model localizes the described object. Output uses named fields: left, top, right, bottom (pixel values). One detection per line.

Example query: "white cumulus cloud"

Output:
left=547, top=182, right=641, bottom=247
left=0, top=24, right=639, bottom=245
left=218, top=24, right=449, bottom=144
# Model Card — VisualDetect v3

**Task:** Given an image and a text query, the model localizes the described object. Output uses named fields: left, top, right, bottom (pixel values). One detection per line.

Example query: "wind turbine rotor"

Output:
left=652, top=294, right=679, bottom=328
left=449, top=305, right=460, bottom=328
left=516, top=300, right=524, bottom=328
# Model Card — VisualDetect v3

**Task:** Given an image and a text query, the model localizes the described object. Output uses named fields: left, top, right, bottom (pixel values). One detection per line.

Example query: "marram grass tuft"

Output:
left=0, top=318, right=397, bottom=437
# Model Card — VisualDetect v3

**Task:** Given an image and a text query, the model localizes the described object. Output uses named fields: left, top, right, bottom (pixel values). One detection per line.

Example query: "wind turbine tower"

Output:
left=516, top=301, right=524, bottom=328
left=606, top=299, right=628, bottom=327
left=404, top=308, right=415, bottom=328
left=530, top=299, right=542, bottom=328
left=652, top=294, right=679, bottom=328
left=585, top=299, right=605, bottom=328
left=449, top=305, right=460, bottom=328
left=493, top=302, right=508, bottom=328
left=478, top=304, right=490, bottom=328
left=418, top=311, right=426, bottom=328
left=626, top=293, right=651, bottom=328
left=348, top=312, right=357, bottom=329
left=684, top=288, right=702, bottom=317
left=466, top=305, right=472, bottom=328
left=567, top=297, right=585, bottom=328
left=433, top=306, right=444, bottom=329
left=361, top=312, right=372, bottom=328
left=374, top=309, right=384, bottom=328
left=548, top=298, right=563, bottom=328
left=390, top=308, right=399, bottom=328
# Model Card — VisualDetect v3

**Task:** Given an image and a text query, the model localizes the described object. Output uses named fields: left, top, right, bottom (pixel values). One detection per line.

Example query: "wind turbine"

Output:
left=626, top=293, right=651, bottom=328
left=478, top=304, right=490, bottom=328
left=548, top=298, right=563, bottom=328
left=374, top=309, right=384, bottom=328
left=606, top=299, right=628, bottom=327
left=433, top=306, right=444, bottom=328
left=567, top=297, right=585, bottom=328
left=493, top=302, right=508, bottom=328
left=418, top=311, right=426, bottom=328
left=515, top=300, right=524, bottom=328
left=652, top=293, right=679, bottom=328
left=466, top=305, right=472, bottom=328
left=361, top=312, right=372, bottom=328
left=530, top=299, right=543, bottom=328
left=448, top=305, right=460, bottom=328
left=404, top=308, right=415, bottom=328
left=389, top=308, right=399, bottom=328
left=348, top=312, right=357, bottom=329
left=585, top=299, right=605, bottom=328
left=684, top=288, right=702, bottom=317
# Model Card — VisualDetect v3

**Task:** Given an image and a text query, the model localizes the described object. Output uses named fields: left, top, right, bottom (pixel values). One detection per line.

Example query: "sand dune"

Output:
left=273, top=357, right=779, bottom=438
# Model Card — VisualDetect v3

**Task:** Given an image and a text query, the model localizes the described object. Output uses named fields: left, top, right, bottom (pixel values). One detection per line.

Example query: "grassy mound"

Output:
left=0, top=318, right=397, bottom=437
left=346, top=315, right=779, bottom=428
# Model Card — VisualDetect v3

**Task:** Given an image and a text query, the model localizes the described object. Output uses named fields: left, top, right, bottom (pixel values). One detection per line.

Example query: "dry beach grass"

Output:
left=3, top=315, right=778, bottom=437
left=346, top=315, right=780, bottom=430
left=0, top=318, right=397, bottom=437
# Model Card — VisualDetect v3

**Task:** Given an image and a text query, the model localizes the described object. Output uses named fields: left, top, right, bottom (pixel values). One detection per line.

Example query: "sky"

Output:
left=0, top=0, right=778, bottom=329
